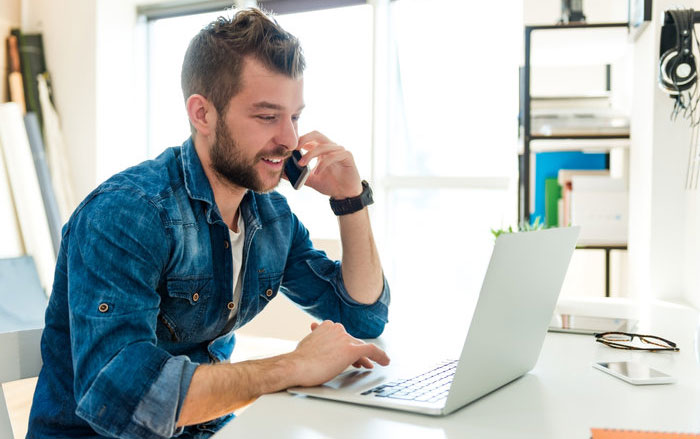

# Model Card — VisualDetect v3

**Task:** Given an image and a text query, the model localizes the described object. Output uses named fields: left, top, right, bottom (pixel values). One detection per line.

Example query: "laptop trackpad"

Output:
left=322, top=368, right=390, bottom=392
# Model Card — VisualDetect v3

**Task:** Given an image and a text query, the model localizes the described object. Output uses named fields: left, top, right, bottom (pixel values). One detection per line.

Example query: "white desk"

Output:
left=215, top=299, right=700, bottom=438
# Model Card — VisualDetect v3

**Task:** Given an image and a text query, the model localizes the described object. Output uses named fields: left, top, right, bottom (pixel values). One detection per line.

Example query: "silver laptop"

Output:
left=288, top=226, right=580, bottom=416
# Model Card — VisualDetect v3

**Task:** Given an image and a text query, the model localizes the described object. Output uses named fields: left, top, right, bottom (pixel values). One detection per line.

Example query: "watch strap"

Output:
left=329, top=180, right=374, bottom=216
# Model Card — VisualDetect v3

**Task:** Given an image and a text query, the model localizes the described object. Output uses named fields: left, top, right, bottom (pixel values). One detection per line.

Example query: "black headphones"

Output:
left=659, top=9, right=697, bottom=95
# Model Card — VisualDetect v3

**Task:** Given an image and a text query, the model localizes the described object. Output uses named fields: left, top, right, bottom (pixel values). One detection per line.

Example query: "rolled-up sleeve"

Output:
left=281, top=212, right=390, bottom=339
left=67, top=189, right=197, bottom=439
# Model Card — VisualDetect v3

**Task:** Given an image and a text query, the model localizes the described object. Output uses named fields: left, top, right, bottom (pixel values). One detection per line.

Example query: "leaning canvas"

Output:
left=0, top=102, right=56, bottom=295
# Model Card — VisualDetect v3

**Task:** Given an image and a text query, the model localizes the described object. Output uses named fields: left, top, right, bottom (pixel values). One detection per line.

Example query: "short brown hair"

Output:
left=181, top=8, right=305, bottom=117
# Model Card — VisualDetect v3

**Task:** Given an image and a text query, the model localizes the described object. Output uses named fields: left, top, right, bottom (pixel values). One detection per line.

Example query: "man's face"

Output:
left=209, top=57, right=304, bottom=193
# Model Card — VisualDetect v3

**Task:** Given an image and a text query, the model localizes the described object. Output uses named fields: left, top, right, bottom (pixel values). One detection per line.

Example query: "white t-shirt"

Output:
left=227, top=211, right=245, bottom=323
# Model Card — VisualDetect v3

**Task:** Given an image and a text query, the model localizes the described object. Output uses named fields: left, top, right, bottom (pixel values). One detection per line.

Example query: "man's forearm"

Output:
left=177, top=321, right=390, bottom=428
left=338, top=207, right=384, bottom=304
left=177, top=354, right=295, bottom=427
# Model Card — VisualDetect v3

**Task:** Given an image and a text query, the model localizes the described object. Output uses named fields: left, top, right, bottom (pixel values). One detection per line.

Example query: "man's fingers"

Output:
left=356, top=343, right=390, bottom=366
left=311, top=150, right=350, bottom=176
left=352, top=357, right=374, bottom=369
left=298, top=131, right=331, bottom=148
left=298, top=144, right=343, bottom=167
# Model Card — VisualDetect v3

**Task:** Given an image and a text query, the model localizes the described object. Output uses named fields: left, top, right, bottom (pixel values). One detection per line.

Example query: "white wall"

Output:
left=627, top=0, right=700, bottom=308
left=22, top=0, right=97, bottom=202
left=685, top=186, right=700, bottom=308
left=628, top=22, right=654, bottom=301
left=646, top=0, right=689, bottom=303
left=681, top=10, right=700, bottom=309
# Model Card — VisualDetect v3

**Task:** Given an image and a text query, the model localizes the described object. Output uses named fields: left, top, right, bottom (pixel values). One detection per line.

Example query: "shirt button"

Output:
left=265, top=289, right=273, bottom=297
left=98, top=303, right=109, bottom=313
left=224, top=241, right=230, bottom=249
left=227, top=301, right=236, bottom=310
left=192, top=292, right=199, bottom=302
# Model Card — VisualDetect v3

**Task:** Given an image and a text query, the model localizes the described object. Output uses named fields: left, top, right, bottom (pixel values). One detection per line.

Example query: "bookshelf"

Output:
left=518, top=22, right=630, bottom=297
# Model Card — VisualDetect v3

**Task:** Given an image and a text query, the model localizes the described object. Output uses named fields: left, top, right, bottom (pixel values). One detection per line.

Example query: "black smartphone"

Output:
left=284, top=150, right=310, bottom=190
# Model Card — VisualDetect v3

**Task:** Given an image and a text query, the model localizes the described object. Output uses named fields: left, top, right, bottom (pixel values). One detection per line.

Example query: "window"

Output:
left=147, top=12, right=213, bottom=155
left=384, top=0, right=520, bottom=323
left=388, top=1, right=517, bottom=177
left=143, top=1, right=522, bottom=320
left=271, top=5, right=373, bottom=239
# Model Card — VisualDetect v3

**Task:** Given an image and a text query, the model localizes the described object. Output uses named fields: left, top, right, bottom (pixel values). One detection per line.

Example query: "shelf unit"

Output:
left=519, top=22, right=630, bottom=298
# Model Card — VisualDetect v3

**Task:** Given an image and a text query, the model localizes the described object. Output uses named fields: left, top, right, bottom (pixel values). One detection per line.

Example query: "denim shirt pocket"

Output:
left=257, top=271, right=283, bottom=310
left=157, top=277, right=212, bottom=343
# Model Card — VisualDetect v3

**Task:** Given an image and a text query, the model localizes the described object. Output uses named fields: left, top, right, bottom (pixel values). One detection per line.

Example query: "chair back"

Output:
left=0, top=328, right=43, bottom=438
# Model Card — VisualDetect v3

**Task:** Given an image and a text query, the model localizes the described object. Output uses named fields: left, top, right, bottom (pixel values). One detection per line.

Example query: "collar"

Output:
left=180, top=137, right=261, bottom=228
left=181, top=136, right=215, bottom=207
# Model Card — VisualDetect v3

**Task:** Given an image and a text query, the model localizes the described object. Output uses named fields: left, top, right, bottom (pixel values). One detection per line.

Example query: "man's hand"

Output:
left=288, top=320, right=390, bottom=387
left=294, top=131, right=384, bottom=306
left=295, top=131, right=363, bottom=199
left=178, top=320, right=389, bottom=427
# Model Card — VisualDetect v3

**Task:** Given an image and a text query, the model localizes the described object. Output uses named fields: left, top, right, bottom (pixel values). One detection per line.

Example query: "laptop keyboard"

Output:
left=360, top=359, right=458, bottom=403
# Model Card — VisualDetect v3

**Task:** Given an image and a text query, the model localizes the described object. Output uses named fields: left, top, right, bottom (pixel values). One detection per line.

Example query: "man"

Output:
left=28, top=8, right=390, bottom=439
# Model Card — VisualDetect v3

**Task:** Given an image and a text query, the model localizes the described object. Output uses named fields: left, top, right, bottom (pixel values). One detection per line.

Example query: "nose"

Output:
left=275, top=117, right=298, bottom=151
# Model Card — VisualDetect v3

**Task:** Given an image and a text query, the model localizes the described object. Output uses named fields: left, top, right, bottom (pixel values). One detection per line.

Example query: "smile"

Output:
left=262, top=157, right=283, bottom=164
left=260, top=157, right=286, bottom=170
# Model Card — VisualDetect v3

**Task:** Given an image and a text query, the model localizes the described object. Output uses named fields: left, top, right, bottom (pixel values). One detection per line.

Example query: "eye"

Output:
left=292, top=114, right=301, bottom=122
left=256, top=115, right=277, bottom=122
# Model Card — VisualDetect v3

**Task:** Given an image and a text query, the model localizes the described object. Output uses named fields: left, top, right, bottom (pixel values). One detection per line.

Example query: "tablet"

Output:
left=548, top=314, right=636, bottom=335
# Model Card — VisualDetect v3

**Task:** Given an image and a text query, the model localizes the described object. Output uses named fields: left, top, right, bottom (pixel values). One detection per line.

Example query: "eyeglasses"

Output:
left=594, top=332, right=680, bottom=352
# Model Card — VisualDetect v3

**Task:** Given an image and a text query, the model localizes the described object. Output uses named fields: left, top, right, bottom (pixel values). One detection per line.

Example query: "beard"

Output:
left=210, top=117, right=288, bottom=193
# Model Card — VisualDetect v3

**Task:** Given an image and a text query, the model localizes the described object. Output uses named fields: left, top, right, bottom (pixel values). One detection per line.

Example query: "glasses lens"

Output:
left=640, top=336, right=672, bottom=348
left=601, top=333, right=632, bottom=342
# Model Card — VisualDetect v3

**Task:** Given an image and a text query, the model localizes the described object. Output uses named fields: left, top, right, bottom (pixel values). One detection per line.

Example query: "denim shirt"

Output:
left=27, top=138, right=390, bottom=439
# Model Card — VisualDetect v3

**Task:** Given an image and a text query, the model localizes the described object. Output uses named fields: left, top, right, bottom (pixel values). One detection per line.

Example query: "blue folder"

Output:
left=532, top=151, right=607, bottom=225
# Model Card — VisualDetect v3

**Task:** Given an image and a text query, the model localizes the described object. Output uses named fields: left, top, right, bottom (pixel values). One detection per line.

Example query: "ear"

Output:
left=185, top=94, right=216, bottom=137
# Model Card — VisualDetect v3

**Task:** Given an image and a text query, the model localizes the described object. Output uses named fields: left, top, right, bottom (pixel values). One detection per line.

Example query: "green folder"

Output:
left=544, top=177, right=561, bottom=227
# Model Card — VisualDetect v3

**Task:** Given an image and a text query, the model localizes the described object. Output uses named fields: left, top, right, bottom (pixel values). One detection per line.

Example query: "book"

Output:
left=6, top=35, right=27, bottom=113
left=558, top=169, right=610, bottom=227
left=591, top=428, right=700, bottom=438
left=11, top=29, right=47, bottom=131
left=25, top=112, right=62, bottom=256
left=0, top=103, right=56, bottom=296
left=570, top=175, right=627, bottom=245
left=532, top=151, right=608, bottom=225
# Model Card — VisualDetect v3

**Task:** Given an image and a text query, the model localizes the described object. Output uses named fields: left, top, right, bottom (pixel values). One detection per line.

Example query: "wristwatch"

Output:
left=329, top=180, right=374, bottom=215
